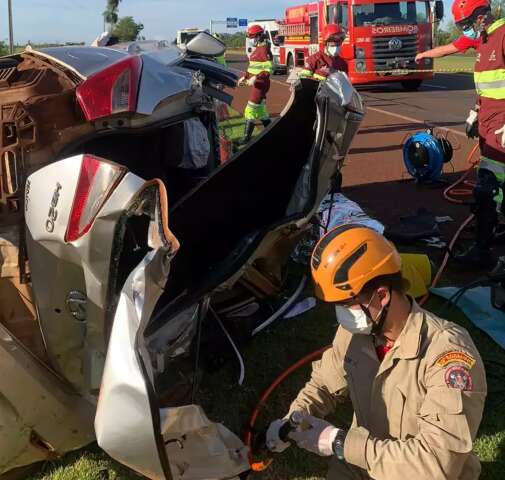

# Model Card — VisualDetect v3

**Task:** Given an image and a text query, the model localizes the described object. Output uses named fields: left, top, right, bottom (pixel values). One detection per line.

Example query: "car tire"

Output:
left=401, top=79, right=422, bottom=91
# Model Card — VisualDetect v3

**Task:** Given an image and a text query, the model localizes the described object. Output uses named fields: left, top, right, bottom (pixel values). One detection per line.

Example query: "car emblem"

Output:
left=388, top=38, right=403, bottom=51
left=66, top=290, right=87, bottom=322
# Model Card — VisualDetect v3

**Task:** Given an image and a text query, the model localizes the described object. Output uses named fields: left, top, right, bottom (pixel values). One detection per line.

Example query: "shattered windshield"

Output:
left=353, top=1, right=429, bottom=26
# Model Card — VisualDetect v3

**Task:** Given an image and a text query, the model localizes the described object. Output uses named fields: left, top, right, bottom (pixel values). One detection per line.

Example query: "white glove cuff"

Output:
left=318, top=426, right=339, bottom=457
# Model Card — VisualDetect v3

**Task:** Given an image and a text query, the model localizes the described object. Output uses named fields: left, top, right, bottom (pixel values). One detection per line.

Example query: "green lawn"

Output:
left=435, top=54, right=476, bottom=73
left=27, top=288, right=505, bottom=480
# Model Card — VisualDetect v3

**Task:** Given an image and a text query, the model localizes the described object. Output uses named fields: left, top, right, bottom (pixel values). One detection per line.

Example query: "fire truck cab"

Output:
left=275, top=0, right=444, bottom=89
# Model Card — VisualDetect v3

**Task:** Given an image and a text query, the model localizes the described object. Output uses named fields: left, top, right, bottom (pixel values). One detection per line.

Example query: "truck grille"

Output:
left=372, top=34, right=418, bottom=71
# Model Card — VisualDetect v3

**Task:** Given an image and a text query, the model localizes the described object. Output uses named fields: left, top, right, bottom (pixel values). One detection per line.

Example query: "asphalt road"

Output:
left=228, top=55, right=476, bottom=134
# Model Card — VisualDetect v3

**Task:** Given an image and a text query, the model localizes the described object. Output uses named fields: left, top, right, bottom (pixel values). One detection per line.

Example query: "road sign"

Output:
left=239, top=18, right=248, bottom=27
left=227, top=17, right=238, bottom=28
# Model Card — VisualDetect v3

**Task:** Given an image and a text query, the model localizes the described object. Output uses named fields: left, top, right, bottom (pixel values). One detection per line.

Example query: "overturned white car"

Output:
left=0, top=32, right=364, bottom=479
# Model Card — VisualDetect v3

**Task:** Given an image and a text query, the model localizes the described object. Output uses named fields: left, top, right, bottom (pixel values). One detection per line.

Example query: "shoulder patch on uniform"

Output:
left=445, top=365, right=473, bottom=391
left=435, top=351, right=476, bottom=369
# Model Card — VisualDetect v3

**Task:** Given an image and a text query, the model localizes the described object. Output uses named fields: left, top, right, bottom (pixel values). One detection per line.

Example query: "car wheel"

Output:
left=401, top=79, right=422, bottom=91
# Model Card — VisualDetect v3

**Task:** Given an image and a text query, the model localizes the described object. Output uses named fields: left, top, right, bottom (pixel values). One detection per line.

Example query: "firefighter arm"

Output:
left=238, top=72, right=253, bottom=86
left=415, top=43, right=459, bottom=62
left=344, top=346, right=486, bottom=479
left=288, top=344, right=348, bottom=418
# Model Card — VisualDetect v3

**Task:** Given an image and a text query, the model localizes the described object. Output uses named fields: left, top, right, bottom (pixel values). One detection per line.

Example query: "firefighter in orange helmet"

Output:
left=238, top=24, right=274, bottom=145
left=266, top=224, right=486, bottom=479
left=299, top=24, right=348, bottom=81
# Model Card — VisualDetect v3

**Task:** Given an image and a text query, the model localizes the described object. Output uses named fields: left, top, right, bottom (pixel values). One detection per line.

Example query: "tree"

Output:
left=435, top=26, right=452, bottom=46
left=492, top=0, right=505, bottom=16
left=112, top=16, right=144, bottom=41
left=103, top=0, right=122, bottom=26
left=0, top=41, right=8, bottom=56
left=219, top=32, right=247, bottom=48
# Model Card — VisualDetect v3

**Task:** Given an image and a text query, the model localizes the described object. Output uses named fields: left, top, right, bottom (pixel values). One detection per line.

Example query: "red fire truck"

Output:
left=276, top=0, right=444, bottom=90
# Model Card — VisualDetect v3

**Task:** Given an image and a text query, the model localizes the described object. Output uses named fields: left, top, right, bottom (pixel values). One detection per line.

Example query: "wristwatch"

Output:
left=332, top=428, right=347, bottom=461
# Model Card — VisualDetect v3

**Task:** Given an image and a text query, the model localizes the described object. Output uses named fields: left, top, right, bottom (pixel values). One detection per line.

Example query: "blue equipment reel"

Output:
left=403, top=131, right=453, bottom=183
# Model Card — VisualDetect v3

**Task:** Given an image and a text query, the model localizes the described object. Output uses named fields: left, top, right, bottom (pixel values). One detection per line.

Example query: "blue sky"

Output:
left=1, top=0, right=452, bottom=45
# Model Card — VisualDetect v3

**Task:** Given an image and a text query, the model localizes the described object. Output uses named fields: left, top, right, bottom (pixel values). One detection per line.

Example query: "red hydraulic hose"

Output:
left=244, top=346, right=330, bottom=471
left=443, top=143, right=480, bottom=204
left=245, top=142, right=481, bottom=471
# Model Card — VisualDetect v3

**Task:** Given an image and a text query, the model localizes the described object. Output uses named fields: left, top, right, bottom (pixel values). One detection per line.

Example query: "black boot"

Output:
left=261, top=118, right=271, bottom=128
left=455, top=202, right=498, bottom=269
left=455, top=243, right=497, bottom=269
left=455, top=206, right=498, bottom=269
left=455, top=170, right=499, bottom=269
left=238, top=120, right=255, bottom=145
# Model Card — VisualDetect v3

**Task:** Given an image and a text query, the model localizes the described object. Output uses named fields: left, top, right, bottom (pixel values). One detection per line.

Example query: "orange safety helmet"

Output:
left=452, top=0, right=490, bottom=24
left=248, top=24, right=265, bottom=38
left=311, top=224, right=402, bottom=302
left=323, top=24, right=345, bottom=43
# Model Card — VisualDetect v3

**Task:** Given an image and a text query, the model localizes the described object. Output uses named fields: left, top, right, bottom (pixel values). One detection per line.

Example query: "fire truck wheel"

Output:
left=401, top=79, right=423, bottom=91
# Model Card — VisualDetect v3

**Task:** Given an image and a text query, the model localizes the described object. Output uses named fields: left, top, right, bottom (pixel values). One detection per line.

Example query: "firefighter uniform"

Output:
left=244, top=41, right=273, bottom=122
left=299, top=51, right=348, bottom=81
left=288, top=302, right=487, bottom=480
left=470, top=18, right=505, bottom=257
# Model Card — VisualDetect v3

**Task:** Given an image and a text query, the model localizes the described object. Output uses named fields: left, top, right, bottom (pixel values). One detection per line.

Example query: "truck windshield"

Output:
left=353, top=1, right=429, bottom=26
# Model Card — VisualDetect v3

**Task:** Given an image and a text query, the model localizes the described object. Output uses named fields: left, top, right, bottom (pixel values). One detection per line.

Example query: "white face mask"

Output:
left=335, top=305, right=373, bottom=335
left=326, top=45, right=340, bottom=57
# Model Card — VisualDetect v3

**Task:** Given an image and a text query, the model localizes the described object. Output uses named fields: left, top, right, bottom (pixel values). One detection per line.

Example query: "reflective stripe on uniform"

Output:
left=474, top=68, right=505, bottom=98
left=474, top=20, right=505, bottom=99
left=216, top=54, right=227, bottom=66
left=298, top=69, right=314, bottom=78
left=248, top=60, right=273, bottom=75
left=487, top=18, right=505, bottom=35
left=244, top=100, right=269, bottom=121
left=313, top=73, right=327, bottom=81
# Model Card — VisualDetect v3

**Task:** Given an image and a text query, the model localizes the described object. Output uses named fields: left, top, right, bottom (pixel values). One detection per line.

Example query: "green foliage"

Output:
left=492, top=0, right=505, bottom=17
left=103, top=0, right=122, bottom=26
left=434, top=20, right=460, bottom=47
left=111, top=16, right=144, bottom=42
left=218, top=32, right=247, bottom=49
left=0, top=41, right=9, bottom=56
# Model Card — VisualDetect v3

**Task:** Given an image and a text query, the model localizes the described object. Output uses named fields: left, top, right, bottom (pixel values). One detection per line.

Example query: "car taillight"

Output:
left=76, top=56, right=142, bottom=121
left=65, top=155, right=126, bottom=242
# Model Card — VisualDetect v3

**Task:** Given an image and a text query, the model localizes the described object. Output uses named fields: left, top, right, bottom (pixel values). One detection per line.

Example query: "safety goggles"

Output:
left=334, top=289, right=378, bottom=311
left=456, top=18, right=475, bottom=31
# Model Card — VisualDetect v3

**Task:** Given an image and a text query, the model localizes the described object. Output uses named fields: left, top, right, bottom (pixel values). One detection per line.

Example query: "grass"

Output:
left=435, top=54, right=476, bottom=73
left=27, top=283, right=505, bottom=480
left=219, top=107, right=262, bottom=144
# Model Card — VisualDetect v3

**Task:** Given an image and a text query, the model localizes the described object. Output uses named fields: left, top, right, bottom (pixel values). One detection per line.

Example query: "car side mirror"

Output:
left=186, top=31, right=225, bottom=57
left=435, top=1, right=444, bottom=21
